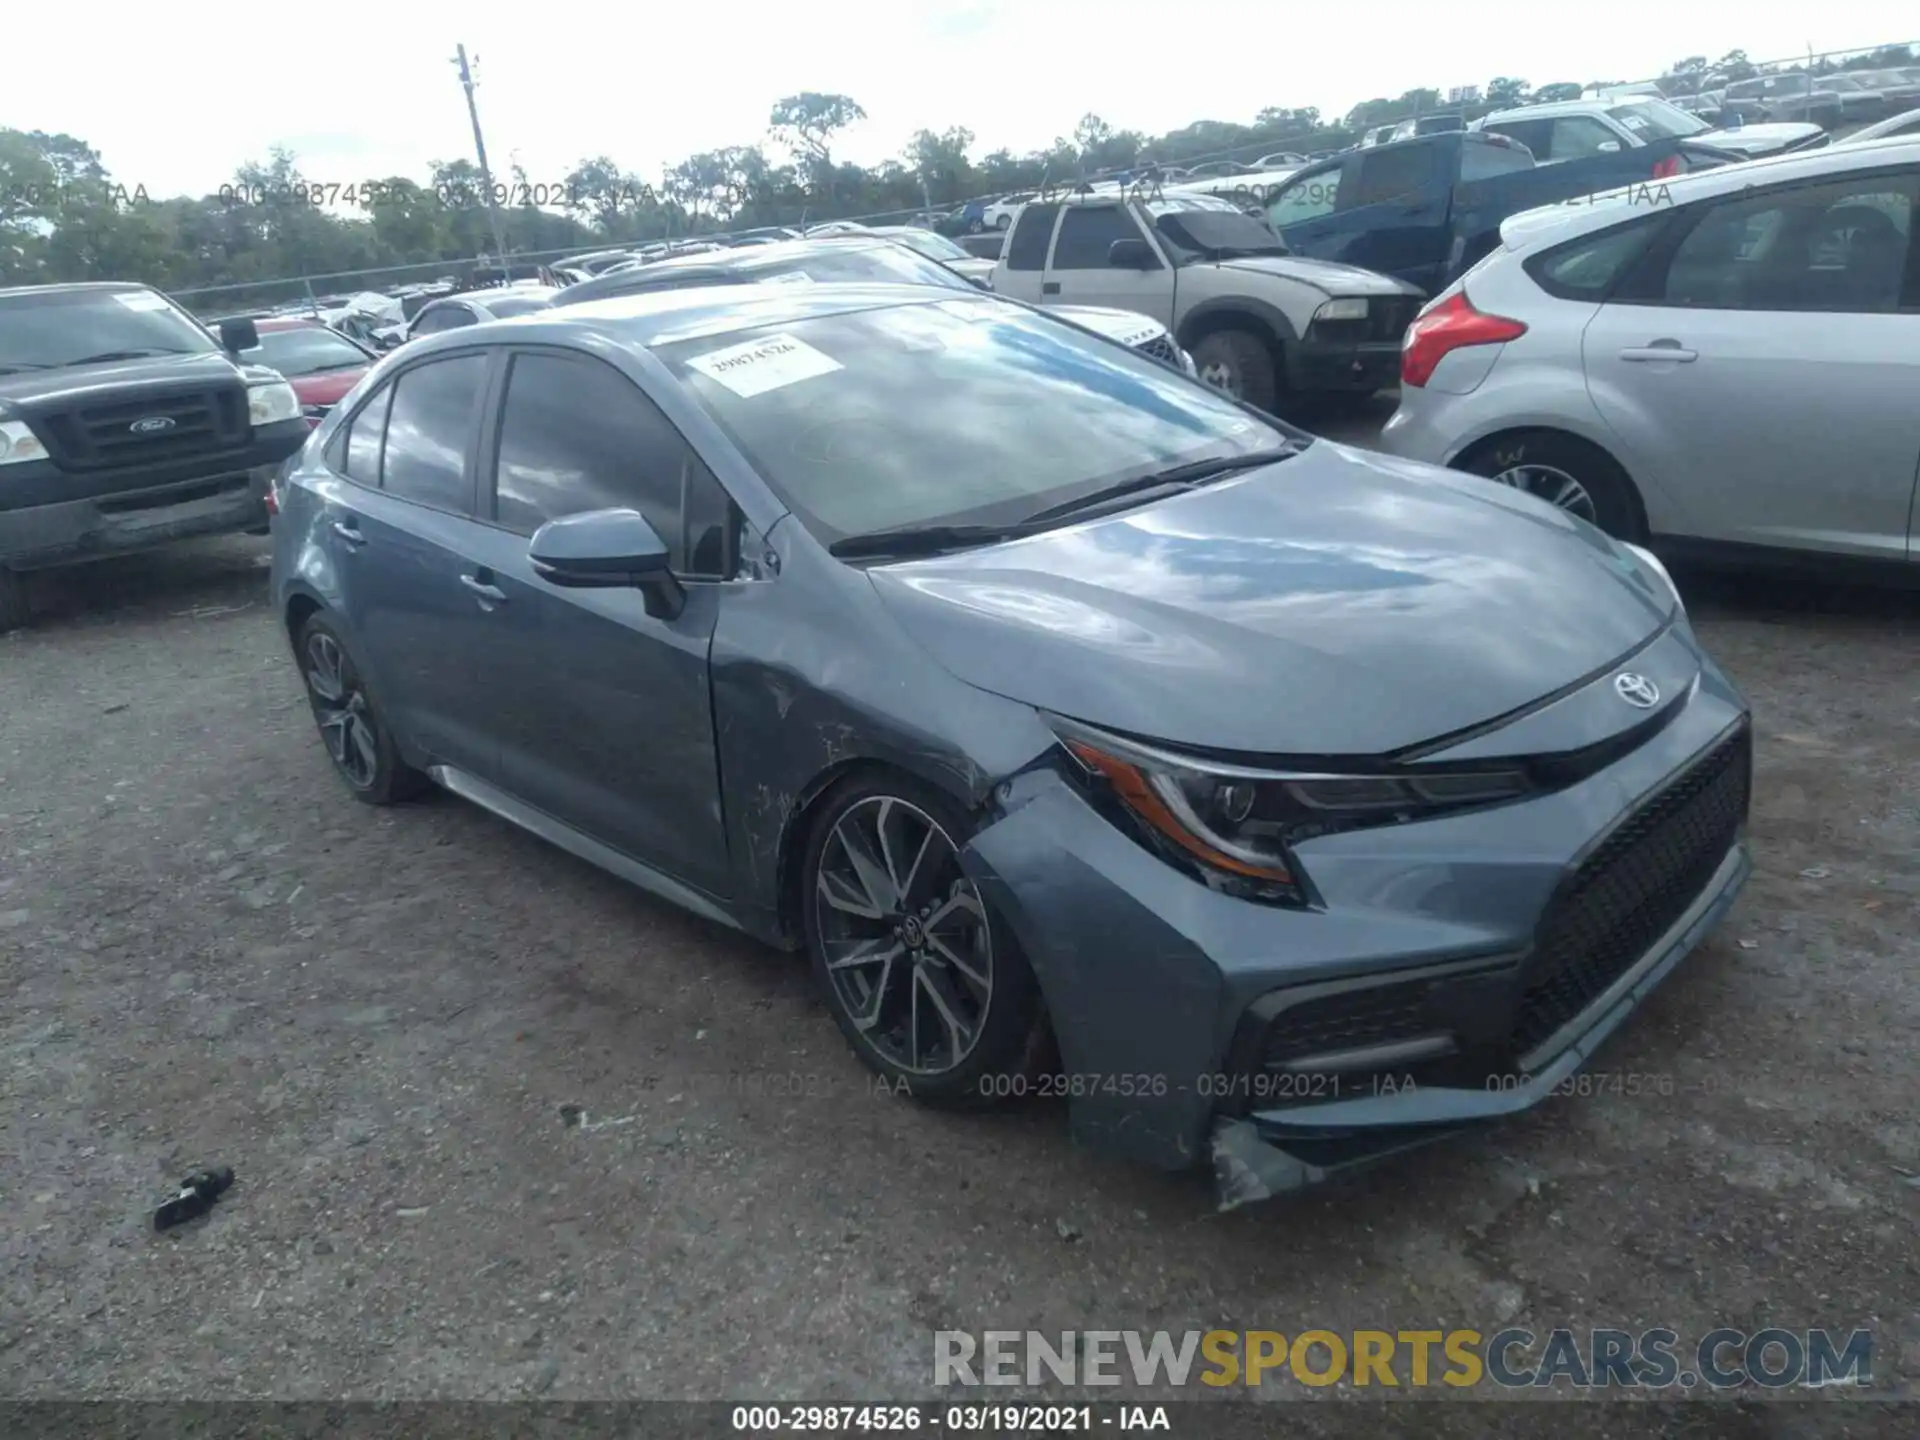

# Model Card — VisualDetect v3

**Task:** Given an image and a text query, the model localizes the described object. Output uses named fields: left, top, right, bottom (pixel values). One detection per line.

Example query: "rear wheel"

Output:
left=802, top=774, right=1048, bottom=1107
left=993, top=214, right=1012, bottom=230
left=0, top=568, right=28, bottom=634
left=1456, top=430, right=1644, bottom=541
left=297, top=613, right=429, bottom=804
left=1189, top=328, right=1280, bottom=415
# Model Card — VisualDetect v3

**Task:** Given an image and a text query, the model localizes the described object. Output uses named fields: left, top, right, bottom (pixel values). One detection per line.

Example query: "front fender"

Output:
left=1176, top=295, right=1301, bottom=351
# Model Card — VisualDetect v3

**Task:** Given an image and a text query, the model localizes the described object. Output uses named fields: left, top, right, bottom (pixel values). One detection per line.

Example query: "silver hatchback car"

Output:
left=1380, top=136, right=1920, bottom=570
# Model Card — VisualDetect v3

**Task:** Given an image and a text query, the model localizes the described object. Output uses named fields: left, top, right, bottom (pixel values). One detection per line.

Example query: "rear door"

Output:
left=1041, top=204, right=1174, bottom=324
left=1582, top=164, right=1920, bottom=559
left=320, top=350, right=504, bottom=775
left=472, top=347, right=733, bottom=893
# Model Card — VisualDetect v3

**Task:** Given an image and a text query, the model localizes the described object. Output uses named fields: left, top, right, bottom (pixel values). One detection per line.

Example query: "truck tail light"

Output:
left=1651, top=155, right=1681, bottom=179
left=1400, top=291, right=1527, bottom=389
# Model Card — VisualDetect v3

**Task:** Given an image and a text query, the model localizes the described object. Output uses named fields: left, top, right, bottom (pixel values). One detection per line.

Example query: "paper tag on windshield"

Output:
left=757, top=270, right=815, bottom=286
left=112, top=290, right=171, bottom=312
left=686, top=333, right=841, bottom=398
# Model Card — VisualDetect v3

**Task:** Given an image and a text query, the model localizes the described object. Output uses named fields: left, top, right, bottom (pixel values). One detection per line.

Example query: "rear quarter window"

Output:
left=1523, top=215, right=1666, bottom=301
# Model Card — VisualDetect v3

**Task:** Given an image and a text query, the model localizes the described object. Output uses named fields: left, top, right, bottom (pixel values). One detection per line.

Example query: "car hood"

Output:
left=867, top=443, right=1674, bottom=756
left=0, top=350, right=243, bottom=410
left=1699, top=122, right=1822, bottom=152
left=945, top=256, right=997, bottom=283
left=1214, top=255, right=1423, bottom=297
left=286, top=368, right=369, bottom=405
left=1051, top=305, right=1169, bottom=346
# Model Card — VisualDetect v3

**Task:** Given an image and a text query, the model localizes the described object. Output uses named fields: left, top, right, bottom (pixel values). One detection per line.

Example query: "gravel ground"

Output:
left=3, top=404, right=1917, bottom=1427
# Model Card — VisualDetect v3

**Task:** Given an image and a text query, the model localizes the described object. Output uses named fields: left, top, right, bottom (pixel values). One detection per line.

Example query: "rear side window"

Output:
left=338, top=383, right=393, bottom=486
left=1524, top=216, right=1665, bottom=301
left=380, top=354, right=488, bottom=513
left=1460, top=140, right=1535, bottom=181
left=1347, top=144, right=1439, bottom=209
left=1005, top=203, right=1059, bottom=270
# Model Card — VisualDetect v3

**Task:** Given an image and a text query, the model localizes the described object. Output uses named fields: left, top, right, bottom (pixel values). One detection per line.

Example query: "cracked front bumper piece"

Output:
left=963, top=648, right=1752, bottom=1205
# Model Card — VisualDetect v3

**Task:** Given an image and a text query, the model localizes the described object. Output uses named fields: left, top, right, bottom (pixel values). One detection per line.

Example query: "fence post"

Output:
left=302, top=277, right=318, bottom=318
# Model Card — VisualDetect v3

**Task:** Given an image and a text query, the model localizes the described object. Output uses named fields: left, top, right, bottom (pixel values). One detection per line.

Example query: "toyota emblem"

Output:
left=1614, top=673, right=1661, bottom=708
left=129, top=416, right=176, bottom=435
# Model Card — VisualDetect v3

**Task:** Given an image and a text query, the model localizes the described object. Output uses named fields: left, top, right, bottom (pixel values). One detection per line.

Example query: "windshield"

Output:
left=237, top=325, right=371, bottom=377
left=887, top=230, right=973, bottom=263
left=1154, top=209, right=1286, bottom=256
left=658, top=297, right=1297, bottom=546
left=1607, top=100, right=1709, bottom=139
left=732, top=245, right=976, bottom=292
left=0, top=287, right=218, bottom=372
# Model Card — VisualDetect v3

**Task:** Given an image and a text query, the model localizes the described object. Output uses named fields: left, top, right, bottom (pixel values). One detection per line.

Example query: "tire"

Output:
left=1188, top=328, right=1280, bottom=415
left=1455, top=430, right=1644, bottom=541
left=0, top=568, right=29, bottom=635
left=801, top=773, right=1048, bottom=1108
left=993, top=214, right=1012, bottom=230
left=295, top=612, right=430, bottom=804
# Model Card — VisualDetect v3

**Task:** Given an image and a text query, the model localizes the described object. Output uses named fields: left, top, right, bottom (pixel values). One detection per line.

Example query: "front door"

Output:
left=1042, top=203, right=1175, bottom=326
left=1583, top=165, right=1920, bottom=559
left=473, top=347, right=732, bottom=897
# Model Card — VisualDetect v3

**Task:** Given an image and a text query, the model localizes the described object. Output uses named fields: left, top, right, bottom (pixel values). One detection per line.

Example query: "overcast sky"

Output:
left=6, top=3, right=1915, bottom=199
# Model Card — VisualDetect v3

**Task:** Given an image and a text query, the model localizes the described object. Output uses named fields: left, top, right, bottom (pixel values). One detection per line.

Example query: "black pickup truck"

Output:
left=1261, top=131, right=1743, bottom=298
left=0, top=283, right=311, bottom=630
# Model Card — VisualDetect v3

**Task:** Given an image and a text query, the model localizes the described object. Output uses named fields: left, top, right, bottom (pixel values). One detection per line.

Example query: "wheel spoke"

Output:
left=847, top=952, right=900, bottom=1033
left=926, top=931, right=990, bottom=996
left=834, top=815, right=899, bottom=915
left=818, top=868, right=884, bottom=920
left=914, top=965, right=975, bottom=1069
left=347, top=717, right=378, bottom=781
left=305, top=638, right=345, bottom=702
left=826, top=935, right=903, bottom=973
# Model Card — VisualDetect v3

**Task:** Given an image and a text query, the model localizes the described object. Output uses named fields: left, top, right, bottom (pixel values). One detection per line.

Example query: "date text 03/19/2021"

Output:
left=731, top=1406, right=1170, bottom=1432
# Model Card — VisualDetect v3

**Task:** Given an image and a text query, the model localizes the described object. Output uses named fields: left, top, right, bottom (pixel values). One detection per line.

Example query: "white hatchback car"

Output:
left=1380, top=136, right=1920, bottom=569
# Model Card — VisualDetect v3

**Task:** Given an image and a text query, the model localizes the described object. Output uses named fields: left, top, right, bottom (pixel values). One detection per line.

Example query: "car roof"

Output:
left=255, top=316, right=327, bottom=332
left=409, top=281, right=985, bottom=356
left=0, top=280, right=155, bottom=300
left=1498, top=133, right=1920, bottom=253
left=1482, top=98, right=1651, bottom=122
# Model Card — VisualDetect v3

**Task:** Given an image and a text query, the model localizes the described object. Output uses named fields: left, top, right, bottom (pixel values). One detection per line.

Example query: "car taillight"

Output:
left=1400, top=291, right=1527, bottom=389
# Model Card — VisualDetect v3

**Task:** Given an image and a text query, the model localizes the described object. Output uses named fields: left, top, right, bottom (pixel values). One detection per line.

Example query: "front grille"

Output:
left=38, top=388, right=248, bottom=472
left=1512, top=726, right=1750, bottom=1056
left=1132, top=333, right=1182, bottom=366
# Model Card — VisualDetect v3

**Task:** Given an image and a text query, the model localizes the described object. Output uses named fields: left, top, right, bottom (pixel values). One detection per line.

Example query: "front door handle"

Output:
left=332, top=520, right=367, bottom=547
left=1619, top=342, right=1697, bottom=363
left=459, top=574, right=507, bottom=604
left=1042, top=281, right=1061, bottom=295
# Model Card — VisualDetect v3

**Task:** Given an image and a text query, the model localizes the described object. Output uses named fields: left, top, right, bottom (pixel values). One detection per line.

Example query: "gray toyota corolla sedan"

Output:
left=270, top=282, right=1752, bottom=1204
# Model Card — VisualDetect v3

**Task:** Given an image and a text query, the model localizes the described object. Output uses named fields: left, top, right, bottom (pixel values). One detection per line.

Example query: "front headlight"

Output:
left=1051, top=716, right=1532, bottom=906
left=0, top=419, right=50, bottom=467
left=1622, top=541, right=1685, bottom=614
left=248, top=378, right=302, bottom=426
left=1313, top=297, right=1369, bottom=323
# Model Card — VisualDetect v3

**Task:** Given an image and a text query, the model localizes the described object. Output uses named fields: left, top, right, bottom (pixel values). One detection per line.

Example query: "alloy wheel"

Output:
left=304, top=631, right=379, bottom=790
left=814, top=796, right=993, bottom=1076
left=1490, top=462, right=1598, bottom=525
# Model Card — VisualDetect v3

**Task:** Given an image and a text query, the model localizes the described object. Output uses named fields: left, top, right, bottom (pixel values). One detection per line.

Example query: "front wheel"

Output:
left=802, top=776, right=1047, bottom=1106
left=1455, top=431, right=1644, bottom=540
left=993, top=214, right=1012, bottom=230
left=1188, top=328, right=1280, bottom=415
left=297, top=614, right=430, bottom=804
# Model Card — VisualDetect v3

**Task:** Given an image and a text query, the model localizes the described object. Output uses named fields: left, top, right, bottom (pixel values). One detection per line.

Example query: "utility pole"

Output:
left=451, top=44, right=510, bottom=267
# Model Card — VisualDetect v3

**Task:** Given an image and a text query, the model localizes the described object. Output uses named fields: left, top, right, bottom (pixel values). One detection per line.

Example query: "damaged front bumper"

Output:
left=962, top=646, right=1752, bottom=1207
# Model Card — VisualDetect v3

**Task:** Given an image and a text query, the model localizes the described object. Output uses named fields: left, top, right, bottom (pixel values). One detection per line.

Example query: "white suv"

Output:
left=1379, top=136, right=1920, bottom=568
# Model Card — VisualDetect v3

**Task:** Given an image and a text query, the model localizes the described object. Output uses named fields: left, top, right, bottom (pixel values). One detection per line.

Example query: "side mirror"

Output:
left=529, top=507, right=684, bottom=619
left=1108, top=238, right=1158, bottom=269
left=218, top=316, right=260, bottom=354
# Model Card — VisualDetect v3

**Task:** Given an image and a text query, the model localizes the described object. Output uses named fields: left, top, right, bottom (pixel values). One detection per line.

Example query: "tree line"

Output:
left=2, top=42, right=1912, bottom=300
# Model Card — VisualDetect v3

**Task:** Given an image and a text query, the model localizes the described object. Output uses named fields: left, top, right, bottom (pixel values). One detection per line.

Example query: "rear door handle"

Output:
left=459, top=573, right=507, bottom=604
left=1619, top=342, right=1697, bottom=363
left=332, top=520, right=367, bottom=547
left=1041, top=281, right=1061, bottom=295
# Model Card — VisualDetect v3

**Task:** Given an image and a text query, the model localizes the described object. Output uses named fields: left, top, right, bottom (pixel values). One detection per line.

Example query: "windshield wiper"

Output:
left=0, top=362, right=55, bottom=374
left=60, top=348, right=196, bottom=367
left=829, top=523, right=1032, bottom=560
left=1138, top=445, right=1302, bottom=487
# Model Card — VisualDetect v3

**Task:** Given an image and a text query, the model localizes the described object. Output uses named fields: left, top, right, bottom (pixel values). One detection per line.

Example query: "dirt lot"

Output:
left=2, top=404, right=1917, bottom=1427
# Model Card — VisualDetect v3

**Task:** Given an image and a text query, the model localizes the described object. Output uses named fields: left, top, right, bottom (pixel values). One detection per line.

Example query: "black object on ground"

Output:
left=153, top=1166, right=236, bottom=1231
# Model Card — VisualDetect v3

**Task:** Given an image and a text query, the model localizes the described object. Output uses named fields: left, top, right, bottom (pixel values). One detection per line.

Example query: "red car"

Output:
left=236, top=317, right=376, bottom=428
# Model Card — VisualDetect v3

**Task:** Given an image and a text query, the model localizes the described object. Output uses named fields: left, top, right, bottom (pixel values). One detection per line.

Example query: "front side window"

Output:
left=660, top=295, right=1300, bottom=547
left=1349, top=145, right=1438, bottom=208
left=0, top=287, right=218, bottom=374
left=1267, top=168, right=1342, bottom=227
left=1652, top=172, right=1918, bottom=313
left=380, top=354, right=488, bottom=512
left=1052, top=207, right=1145, bottom=268
left=412, top=305, right=474, bottom=335
left=489, top=350, right=728, bottom=575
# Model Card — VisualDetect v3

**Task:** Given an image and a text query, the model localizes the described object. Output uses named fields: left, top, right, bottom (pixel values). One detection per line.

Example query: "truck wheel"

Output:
left=0, top=568, right=29, bottom=635
left=1189, top=330, right=1279, bottom=415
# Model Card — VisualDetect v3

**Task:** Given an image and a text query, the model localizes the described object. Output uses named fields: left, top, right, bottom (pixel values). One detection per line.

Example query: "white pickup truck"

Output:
left=991, top=192, right=1422, bottom=415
